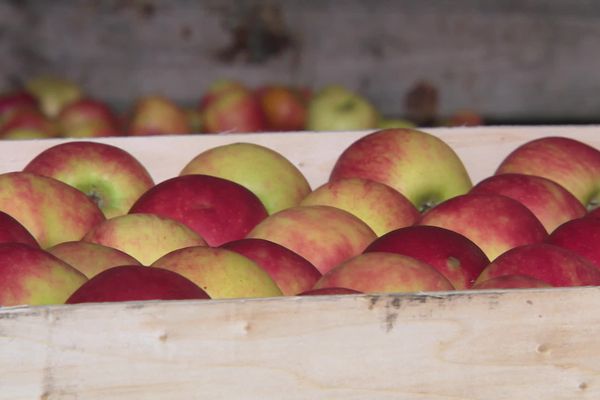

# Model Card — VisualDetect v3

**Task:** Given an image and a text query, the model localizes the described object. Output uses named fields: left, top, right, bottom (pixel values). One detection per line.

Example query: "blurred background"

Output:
left=1, top=0, right=600, bottom=137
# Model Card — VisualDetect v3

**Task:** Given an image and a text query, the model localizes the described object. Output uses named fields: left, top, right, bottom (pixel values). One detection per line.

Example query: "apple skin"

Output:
left=151, top=246, right=283, bottom=299
left=445, top=110, right=484, bottom=127
left=246, top=205, right=377, bottom=275
left=255, top=85, right=307, bottom=131
left=198, top=79, right=248, bottom=112
left=23, top=141, right=155, bottom=219
left=297, top=287, right=362, bottom=296
left=0, top=91, right=38, bottom=122
left=47, top=241, right=142, bottom=278
left=56, top=98, right=122, bottom=138
left=470, top=173, right=586, bottom=233
left=0, top=242, right=87, bottom=306
left=495, top=136, right=600, bottom=209
left=179, top=142, right=311, bottom=215
left=202, top=89, right=267, bottom=134
left=24, top=75, right=82, bottom=118
left=0, top=106, right=59, bottom=138
left=314, top=252, right=454, bottom=294
left=130, top=174, right=268, bottom=247
left=128, top=95, right=191, bottom=136
left=329, top=128, right=473, bottom=212
left=364, top=225, right=489, bottom=290
left=83, top=213, right=207, bottom=266
left=418, top=193, right=548, bottom=261
left=306, top=85, right=379, bottom=131
left=472, top=275, right=552, bottom=290
left=300, top=178, right=419, bottom=236
left=474, top=243, right=600, bottom=287
left=0, top=210, right=39, bottom=248
left=66, top=265, right=210, bottom=304
left=546, top=217, right=600, bottom=270
left=220, top=238, right=322, bottom=296
left=0, top=172, right=105, bottom=248
left=377, top=118, right=416, bottom=129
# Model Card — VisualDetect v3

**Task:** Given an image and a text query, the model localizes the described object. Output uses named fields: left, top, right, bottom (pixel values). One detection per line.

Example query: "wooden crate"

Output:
left=1, top=126, right=600, bottom=399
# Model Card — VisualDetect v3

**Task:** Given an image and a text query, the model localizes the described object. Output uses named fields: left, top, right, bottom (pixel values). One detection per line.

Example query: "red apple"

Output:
left=0, top=210, right=39, bottom=248
left=246, top=205, right=377, bottom=275
left=0, top=106, right=58, bottom=138
left=364, top=225, right=490, bottom=290
left=66, top=265, right=210, bottom=304
left=297, top=287, right=362, bottom=296
left=202, top=89, right=267, bottom=134
left=418, top=193, right=548, bottom=261
left=474, top=243, right=600, bottom=287
left=313, top=252, right=454, bottom=294
left=472, top=275, right=552, bottom=290
left=221, top=238, right=321, bottom=296
left=129, top=174, right=268, bottom=247
left=128, top=95, right=191, bottom=136
left=56, top=98, right=122, bottom=138
left=198, top=79, right=247, bottom=112
left=546, top=217, right=600, bottom=270
left=445, top=110, right=484, bottom=127
left=0, top=91, right=38, bottom=122
left=255, top=85, right=307, bottom=131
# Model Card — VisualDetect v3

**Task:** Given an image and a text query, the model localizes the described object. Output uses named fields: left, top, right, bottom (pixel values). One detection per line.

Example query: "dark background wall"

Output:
left=1, top=0, right=599, bottom=122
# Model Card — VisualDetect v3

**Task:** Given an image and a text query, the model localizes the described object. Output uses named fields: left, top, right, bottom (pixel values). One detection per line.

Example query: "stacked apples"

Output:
left=1, top=127, right=600, bottom=308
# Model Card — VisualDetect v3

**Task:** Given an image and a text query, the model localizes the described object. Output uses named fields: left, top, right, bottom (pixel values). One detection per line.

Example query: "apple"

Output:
left=198, top=79, right=248, bottom=112
left=364, top=225, right=490, bottom=290
left=445, top=110, right=484, bottom=127
left=185, top=107, right=203, bottom=133
left=495, top=136, right=600, bottom=209
left=472, top=275, right=552, bottom=290
left=151, top=246, right=283, bottom=299
left=255, top=85, right=307, bottom=131
left=0, top=106, right=59, bottom=138
left=313, top=252, right=454, bottom=294
left=470, top=173, right=586, bottom=233
left=202, top=88, right=267, bottom=134
left=129, top=174, right=268, bottom=247
left=47, top=241, right=141, bottom=278
left=56, top=98, right=122, bottom=138
left=23, top=141, right=155, bottom=218
left=83, top=213, right=207, bottom=266
left=127, top=95, right=191, bottom=136
left=377, top=118, right=416, bottom=129
left=297, top=287, right=362, bottom=296
left=66, top=265, right=211, bottom=304
left=2, top=128, right=55, bottom=140
left=0, top=210, right=39, bottom=248
left=0, top=242, right=87, bottom=306
left=329, top=128, right=473, bottom=211
left=474, top=243, right=600, bottom=287
left=221, top=238, right=322, bottom=296
left=418, top=193, right=548, bottom=261
left=246, top=205, right=377, bottom=275
left=24, top=75, right=82, bottom=118
left=0, top=172, right=104, bottom=248
left=299, top=178, right=419, bottom=236
left=179, top=142, right=311, bottom=214
left=587, top=207, right=600, bottom=219
left=306, top=85, right=379, bottom=131
left=546, top=216, right=600, bottom=270
left=0, top=91, right=38, bottom=123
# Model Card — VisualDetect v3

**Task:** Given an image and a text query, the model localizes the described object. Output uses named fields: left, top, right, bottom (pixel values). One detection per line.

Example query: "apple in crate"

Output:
left=0, top=172, right=104, bottom=248
left=470, top=173, right=586, bottom=233
left=472, top=275, right=552, bottom=290
left=127, top=95, right=191, bottom=135
left=474, top=243, right=600, bottom=287
left=66, top=265, right=210, bottom=304
left=546, top=217, right=600, bottom=270
left=418, top=193, right=548, bottom=261
left=130, top=174, right=268, bottom=247
left=0, top=210, right=39, bottom=248
left=299, top=178, right=419, bottom=236
left=297, top=287, right=362, bottom=296
left=198, top=79, right=247, bottom=111
left=330, top=128, right=472, bottom=212
left=84, top=213, right=206, bottom=266
left=0, top=91, right=38, bottom=121
left=364, top=225, right=490, bottom=290
left=255, top=85, right=307, bottom=131
left=56, top=98, right=122, bottom=138
left=314, top=252, right=454, bottom=294
left=221, top=238, right=321, bottom=296
left=24, top=75, right=82, bottom=118
left=23, top=141, right=155, bottom=218
left=180, top=143, right=311, bottom=214
left=0, top=242, right=87, bottom=306
left=495, top=136, right=600, bottom=209
left=48, top=241, right=141, bottom=278
left=0, top=107, right=59, bottom=139
left=246, top=205, right=377, bottom=275
left=202, top=88, right=267, bottom=134
left=151, top=246, right=283, bottom=299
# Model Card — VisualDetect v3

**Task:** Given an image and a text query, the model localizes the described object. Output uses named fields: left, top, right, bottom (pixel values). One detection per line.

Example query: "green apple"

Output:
left=307, top=85, right=379, bottom=131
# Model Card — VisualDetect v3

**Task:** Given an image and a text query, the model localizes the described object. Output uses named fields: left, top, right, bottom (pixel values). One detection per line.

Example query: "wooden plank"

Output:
left=1, top=287, right=599, bottom=399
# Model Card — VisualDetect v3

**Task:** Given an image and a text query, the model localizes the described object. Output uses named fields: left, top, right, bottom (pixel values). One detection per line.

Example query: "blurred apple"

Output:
left=0, top=91, right=38, bottom=123
left=57, top=98, right=122, bottom=138
left=0, top=106, right=58, bottom=139
left=23, top=141, right=155, bottom=218
left=0, top=242, right=87, bottom=306
left=24, top=75, right=82, bottom=118
left=297, top=287, right=362, bottom=296
left=83, top=213, right=207, bottom=266
left=0, top=172, right=104, bottom=248
left=221, top=238, right=322, bottom=296
left=179, top=142, right=311, bottom=214
left=255, top=85, right=307, bottom=131
left=307, top=85, right=379, bottom=131
left=445, top=110, right=484, bottom=127
left=48, top=241, right=141, bottom=278
left=472, top=275, right=552, bottom=290
left=185, top=107, right=203, bottom=133
left=130, top=174, right=268, bottom=247
left=378, top=118, right=416, bottom=129
left=151, top=246, right=283, bottom=299
left=198, top=79, right=247, bottom=112
left=313, top=252, right=454, bottom=294
left=202, top=88, right=267, bottom=134
left=546, top=216, right=600, bottom=270
left=0, top=210, right=39, bottom=248
left=300, top=178, right=419, bottom=236
left=246, top=205, right=376, bottom=275
left=128, top=95, right=191, bottom=136
left=66, top=265, right=210, bottom=304
left=330, top=128, right=472, bottom=212
left=2, top=128, right=55, bottom=140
